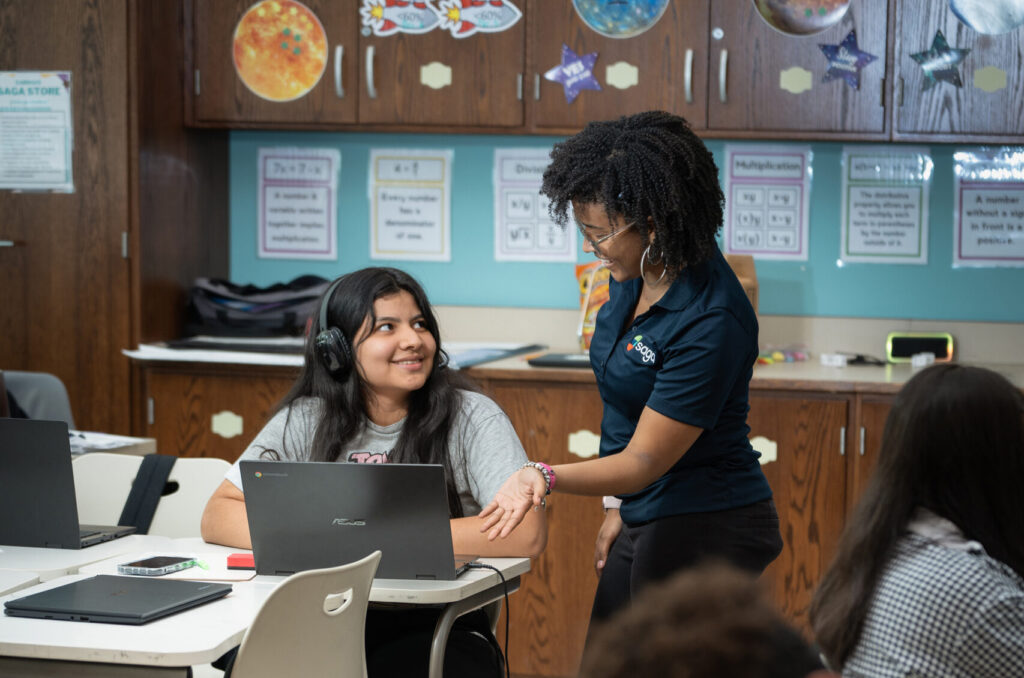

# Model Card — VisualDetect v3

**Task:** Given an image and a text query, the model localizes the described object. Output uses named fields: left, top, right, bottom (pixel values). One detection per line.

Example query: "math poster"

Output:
left=369, top=149, right=452, bottom=261
left=723, top=145, right=811, bottom=261
left=258, top=147, right=340, bottom=260
left=840, top=146, right=932, bottom=265
left=953, top=148, right=1024, bottom=268
left=493, top=148, right=572, bottom=262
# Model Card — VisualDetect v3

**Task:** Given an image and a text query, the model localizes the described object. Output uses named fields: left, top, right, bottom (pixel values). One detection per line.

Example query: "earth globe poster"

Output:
left=572, top=0, right=671, bottom=38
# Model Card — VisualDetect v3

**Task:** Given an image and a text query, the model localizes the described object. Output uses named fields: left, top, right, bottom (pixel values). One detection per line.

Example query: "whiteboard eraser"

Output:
left=820, top=353, right=848, bottom=367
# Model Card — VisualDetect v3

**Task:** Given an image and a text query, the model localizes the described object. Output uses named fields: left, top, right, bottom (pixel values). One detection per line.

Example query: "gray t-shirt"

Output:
left=225, top=390, right=526, bottom=515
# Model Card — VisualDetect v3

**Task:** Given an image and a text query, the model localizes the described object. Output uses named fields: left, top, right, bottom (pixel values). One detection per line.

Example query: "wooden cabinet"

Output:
left=747, top=392, right=850, bottom=632
left=188, top=0, right=358, bottom=125
left=0, top=0, right=227, bottom=433
left=187, top=0, right=525, bottom=128
left=706, top=0, right=889, bottom=138
left=849, top=396, right=893, bottom=507
left=135, top=362, right=296, bottom=460
left=472, top=370, right=606, bottom=678
left=892, top=1, right=1024, bottom=141
left=528, top=0, right=706, bottom=131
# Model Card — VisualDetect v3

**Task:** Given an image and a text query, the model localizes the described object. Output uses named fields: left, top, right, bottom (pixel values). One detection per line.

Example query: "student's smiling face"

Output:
left=573, top=200, right=650, bottom=282
left=354, top=290, right=436, bottom=407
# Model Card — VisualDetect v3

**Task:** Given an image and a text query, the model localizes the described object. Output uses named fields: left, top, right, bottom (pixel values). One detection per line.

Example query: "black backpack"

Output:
left=182, top=275, right=331, bottom=337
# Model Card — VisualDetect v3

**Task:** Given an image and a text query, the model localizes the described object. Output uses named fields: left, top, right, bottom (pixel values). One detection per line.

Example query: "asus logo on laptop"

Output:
left=331, top=518, right=366, bottom=526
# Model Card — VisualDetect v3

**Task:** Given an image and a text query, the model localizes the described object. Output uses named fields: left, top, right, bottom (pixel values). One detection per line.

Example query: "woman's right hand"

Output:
left=594, top=508, right=622, bottom=577
left=479, top=466, right=547, bottom=540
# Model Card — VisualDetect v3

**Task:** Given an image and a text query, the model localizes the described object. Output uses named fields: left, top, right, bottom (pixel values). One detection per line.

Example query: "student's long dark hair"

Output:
left=540, top=110, right=724, bottom=274
left=810, top=364, right=1024, bottom=669
left=271, top=267, right=476, bottom=518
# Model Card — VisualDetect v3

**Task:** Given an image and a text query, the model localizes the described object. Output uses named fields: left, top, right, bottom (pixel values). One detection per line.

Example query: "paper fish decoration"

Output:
left=437, top=0, right=522, bottom=38
left=360, top=0, right=441, bottom=36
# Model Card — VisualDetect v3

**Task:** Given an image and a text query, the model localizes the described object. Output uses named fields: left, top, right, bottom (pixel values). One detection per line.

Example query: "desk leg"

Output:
left=428, top=576, right=520, bottom=678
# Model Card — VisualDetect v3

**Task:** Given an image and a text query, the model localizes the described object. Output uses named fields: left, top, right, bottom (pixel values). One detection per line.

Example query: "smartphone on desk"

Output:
left=117, top=556, right=197, bottom=576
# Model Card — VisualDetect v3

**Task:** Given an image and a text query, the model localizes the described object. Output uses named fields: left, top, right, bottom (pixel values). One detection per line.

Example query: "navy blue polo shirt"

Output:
left=589, top=245, right=772, bottom=524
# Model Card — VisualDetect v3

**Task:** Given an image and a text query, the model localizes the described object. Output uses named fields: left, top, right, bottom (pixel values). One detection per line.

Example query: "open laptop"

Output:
left=241, top=460, right=475, bottom=580
left=0, top=419, right=136, bottom=548
left=3, top=575, right=231, bottom=625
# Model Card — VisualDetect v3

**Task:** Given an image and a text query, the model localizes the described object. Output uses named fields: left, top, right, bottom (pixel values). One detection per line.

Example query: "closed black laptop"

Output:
left=0, top=419, right=136, bottom=548
left=3, top=575, right=232, bottom=625
left=527, top=352, right=592, bottom=368
left=241, top=461, right=474, bottom=580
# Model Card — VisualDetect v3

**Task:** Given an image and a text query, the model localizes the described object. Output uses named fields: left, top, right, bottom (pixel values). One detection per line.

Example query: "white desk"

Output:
left=1, top=541, right=530, bottom=678
left=0, top=535, right=175, bottom=581
left=0, top=574, right=276, bottom=676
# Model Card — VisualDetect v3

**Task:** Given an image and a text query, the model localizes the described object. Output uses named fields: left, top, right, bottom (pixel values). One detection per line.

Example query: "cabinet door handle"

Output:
left=365, top=45, right=377, bottom=99
left=897, top=77, right=903, bottom=107
left=859, top=426, right=865, bottom=456
left=839, top=426, right=846, bottom=456
left=684, top=48, right=693, bottom=104
left=516, top=72, right=523, bottom=101
left=534, top=73, right=540, bottom=100
left=718, top=49, right=728, bottom=103
left=0, top=240, right=16, bottom=247
left=334, top=45, right=344, bottom=98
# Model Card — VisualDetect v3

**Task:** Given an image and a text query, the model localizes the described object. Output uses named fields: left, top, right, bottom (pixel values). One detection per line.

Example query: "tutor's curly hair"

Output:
left=541, top=110, right=724, bottom=272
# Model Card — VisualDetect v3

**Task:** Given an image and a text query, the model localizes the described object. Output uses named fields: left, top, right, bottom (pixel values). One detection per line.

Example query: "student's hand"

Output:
left=594, top=509, right=622, bottom=577
left=479, top=466, right=547, bottom=540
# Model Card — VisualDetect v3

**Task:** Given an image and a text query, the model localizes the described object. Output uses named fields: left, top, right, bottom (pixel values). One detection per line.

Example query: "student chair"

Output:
left=2, top=370, right=75, bottom=428
left=72, top=453, right=230, bottom=538
left=231, top=550, right=382, bottom=678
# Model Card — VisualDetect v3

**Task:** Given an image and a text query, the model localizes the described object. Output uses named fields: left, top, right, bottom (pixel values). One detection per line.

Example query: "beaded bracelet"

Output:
left=522, top=461, right=555, bottom=495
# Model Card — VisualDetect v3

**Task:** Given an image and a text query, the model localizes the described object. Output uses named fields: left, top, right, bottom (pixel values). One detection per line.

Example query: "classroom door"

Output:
left=0, top=0, right=133, bottom=432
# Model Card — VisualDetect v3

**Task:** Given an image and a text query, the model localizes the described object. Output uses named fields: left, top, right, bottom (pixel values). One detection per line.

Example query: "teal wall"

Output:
left=230, top=131, right=1023, bottom=322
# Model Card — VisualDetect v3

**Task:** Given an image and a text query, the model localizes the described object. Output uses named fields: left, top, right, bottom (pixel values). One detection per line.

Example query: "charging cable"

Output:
left=464, top=562, right=511, bottom=678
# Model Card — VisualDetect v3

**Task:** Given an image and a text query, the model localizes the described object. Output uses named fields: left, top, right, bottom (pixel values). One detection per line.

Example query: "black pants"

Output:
left=589, top=499, right=783, bottom=626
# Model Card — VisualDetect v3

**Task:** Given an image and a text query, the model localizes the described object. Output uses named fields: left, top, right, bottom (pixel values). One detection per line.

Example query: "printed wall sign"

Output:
left=360, top=0, right=440, bottom=36
left=840, top=146, right=933, bottom=265
left=258, top=147, right=340, bottom=260
left=572, top=0, right=670, bottom=39
left=723, top=145, right=812, bottom=261
left=819, top=30, right=877, bottom=89
left=753, top=0, right=850, bottom=36
left=369, top=149, right=453, bottom=261
left=545, top=44, right=601, bottom=104
left=0, top=71, right=74, bottom=192
left=953, top=148, right=1024, bottom=268
left=234, top=0, right=327, bottom=102
left=493, top=148, right=573, bottom=262
left=910, top=30, right=970, bottom=90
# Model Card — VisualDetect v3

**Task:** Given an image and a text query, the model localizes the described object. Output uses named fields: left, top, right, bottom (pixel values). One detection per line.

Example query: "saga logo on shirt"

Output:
left=625, top=335, right=657, bottom=364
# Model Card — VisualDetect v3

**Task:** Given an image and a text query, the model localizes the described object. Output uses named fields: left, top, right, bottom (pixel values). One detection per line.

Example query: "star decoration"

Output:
left=544, top=44, right=601, bottom=104
left=910, top=30, right=971, bottom=90
left=819, top=30, right=877, bottom=89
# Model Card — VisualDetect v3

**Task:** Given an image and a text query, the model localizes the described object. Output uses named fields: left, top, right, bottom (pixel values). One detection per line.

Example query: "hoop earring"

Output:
left=641, top=244, right=667, bottom=285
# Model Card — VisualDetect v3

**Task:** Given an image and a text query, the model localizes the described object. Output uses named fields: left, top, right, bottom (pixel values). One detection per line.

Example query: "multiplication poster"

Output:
left=257, top=147, right=340, bottom=260
left=493, top=148, right=573, bottom=262
left=840, top=146, right=932, bottom=265
left=369, top=148, right=452, bottom=261
left=953, top=148, right=1024, bottom=268
left=723, top=145, right=811, bottom=261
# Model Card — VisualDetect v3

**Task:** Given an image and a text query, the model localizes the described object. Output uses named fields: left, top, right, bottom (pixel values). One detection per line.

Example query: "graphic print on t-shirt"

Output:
left=346, top=449, right=392, bottom=464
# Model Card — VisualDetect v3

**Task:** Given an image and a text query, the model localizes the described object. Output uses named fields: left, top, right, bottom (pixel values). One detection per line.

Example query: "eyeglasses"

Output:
left=576, top=220, right=636, bottom=254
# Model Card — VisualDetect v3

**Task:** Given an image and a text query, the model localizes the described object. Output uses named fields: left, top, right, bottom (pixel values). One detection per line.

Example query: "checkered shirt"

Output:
left=842, top=533, right=1024, bottom=678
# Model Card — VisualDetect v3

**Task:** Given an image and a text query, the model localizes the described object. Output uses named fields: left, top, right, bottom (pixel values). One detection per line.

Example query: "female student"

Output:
left=810, top=364, right=1024, bottom=676
left=202, top=266, right=546, bottom=676
left=481, top=111, right=782, bottom=625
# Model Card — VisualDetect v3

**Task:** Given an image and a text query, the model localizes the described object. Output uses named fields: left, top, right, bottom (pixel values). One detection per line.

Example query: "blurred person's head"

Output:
left=579, top=561, right=832, bottom=678
left=811, top=363, right=1024, bottom=668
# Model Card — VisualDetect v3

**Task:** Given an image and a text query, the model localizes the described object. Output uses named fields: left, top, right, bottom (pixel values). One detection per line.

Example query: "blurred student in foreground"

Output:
left=811, top=363, right=1024, bottom=677
left=579, top=561, right=833, bottom=678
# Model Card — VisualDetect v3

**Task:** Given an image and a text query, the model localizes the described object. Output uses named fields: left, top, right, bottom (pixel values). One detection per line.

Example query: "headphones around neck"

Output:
left=314, top=278, right=353, bottom=377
